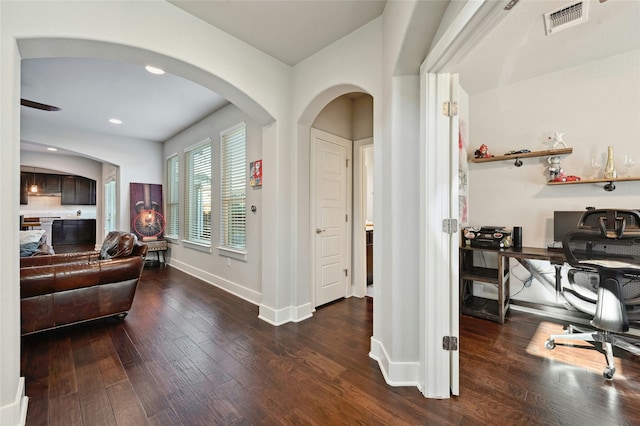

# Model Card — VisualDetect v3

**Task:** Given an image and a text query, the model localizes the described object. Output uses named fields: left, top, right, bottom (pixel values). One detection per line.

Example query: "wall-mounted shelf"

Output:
left=547, top=176, right=640, bottom=192
left=470, top=147, right=572, bottom=167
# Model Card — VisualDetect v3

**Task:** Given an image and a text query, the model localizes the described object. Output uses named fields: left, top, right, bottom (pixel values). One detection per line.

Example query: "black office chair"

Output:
left=545, top=209, right=640, bottom=380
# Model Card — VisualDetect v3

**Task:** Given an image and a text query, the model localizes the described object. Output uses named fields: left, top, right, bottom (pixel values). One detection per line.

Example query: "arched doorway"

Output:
left=298, top=89, right=374, bottom=309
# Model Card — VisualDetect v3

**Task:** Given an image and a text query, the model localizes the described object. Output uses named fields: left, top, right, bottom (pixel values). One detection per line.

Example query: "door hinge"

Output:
left=346, top=159, right=350, bottom=167
left=344, top=268, right=348, bottom=277
left=346, top=214, right=348, bottom=222
left=442, top=101, right=459, bottom=117
left=442, top=218, right=458, bottom=234
left=443, top=336, right=458, bottom=351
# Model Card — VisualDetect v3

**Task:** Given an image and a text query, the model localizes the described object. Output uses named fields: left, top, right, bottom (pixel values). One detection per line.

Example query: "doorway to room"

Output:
left=309, top=92, right=374, bottom=307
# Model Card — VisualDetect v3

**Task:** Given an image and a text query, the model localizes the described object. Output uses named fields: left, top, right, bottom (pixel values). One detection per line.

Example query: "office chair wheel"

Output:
left=545, top=339, right=556, bottom=350
left=603, top=367, right=615, bottom=381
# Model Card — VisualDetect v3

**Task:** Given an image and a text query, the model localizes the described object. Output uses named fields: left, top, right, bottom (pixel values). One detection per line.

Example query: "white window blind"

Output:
left=185, top=139, right=212, bottom=245
left=220, top=122, right=246, bottom=251
left=166, top=154, right=179, bottom=238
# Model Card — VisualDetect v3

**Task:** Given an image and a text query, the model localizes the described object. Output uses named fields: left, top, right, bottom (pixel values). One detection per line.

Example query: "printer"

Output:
left=462, top=226, right=512, bottom=249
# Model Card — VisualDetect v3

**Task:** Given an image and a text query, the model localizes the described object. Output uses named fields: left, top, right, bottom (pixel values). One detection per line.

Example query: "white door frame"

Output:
left=310, top=128, right=353, bottom=308
left=353, top=137, right=373, bottom=298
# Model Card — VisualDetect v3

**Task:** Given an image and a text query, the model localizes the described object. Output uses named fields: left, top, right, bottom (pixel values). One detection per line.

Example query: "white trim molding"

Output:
left=169, top=259, right=261, bottom=305
left=369, top=337, right=420, bottom=387
left=0, top=377, right=28, bottom=426
left=258, top=302, right=313, bottom=326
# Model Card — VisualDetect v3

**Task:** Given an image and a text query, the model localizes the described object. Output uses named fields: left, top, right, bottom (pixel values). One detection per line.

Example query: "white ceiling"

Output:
left=168, top=0, right=388, bottom=66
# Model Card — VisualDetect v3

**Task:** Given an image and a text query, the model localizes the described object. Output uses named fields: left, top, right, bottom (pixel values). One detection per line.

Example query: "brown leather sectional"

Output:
left=19, top=232, right=148, bottom=335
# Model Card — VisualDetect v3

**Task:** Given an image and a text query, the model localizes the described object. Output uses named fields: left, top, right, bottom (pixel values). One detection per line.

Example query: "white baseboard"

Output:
left=0, top=377, right=28, bottom=426
left=369, top=337, right=420, bottom=387
left=258, top=302, right=313, bottom=325
left=169, top=259, right=262, bottom=305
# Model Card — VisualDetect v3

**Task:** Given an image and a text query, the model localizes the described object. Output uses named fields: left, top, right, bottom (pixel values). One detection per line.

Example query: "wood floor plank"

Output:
left=48, top=338, right=77, bottom=398
left=91, top=335, right=128, bottom=387
left=49, top=392, right=83, bottom=426
left=77, top=389, right=117, bottom=426
left=106, top=380, right=150, bottom=426
left=124, top=362, right=171, bottom=419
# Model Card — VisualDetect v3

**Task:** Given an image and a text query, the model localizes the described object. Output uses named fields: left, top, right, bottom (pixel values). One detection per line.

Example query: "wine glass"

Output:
left=591, top=158, right=601, bottom=179
left=624, top=155, right=635, bottom=177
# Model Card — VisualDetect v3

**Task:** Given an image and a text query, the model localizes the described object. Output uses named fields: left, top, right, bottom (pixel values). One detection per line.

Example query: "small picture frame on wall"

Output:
left=250, top=160, right=262, bottom=187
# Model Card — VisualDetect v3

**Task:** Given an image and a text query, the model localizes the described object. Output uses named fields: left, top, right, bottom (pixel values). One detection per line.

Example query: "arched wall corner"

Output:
left=292, top=83, right=373, bottom=310
left=296, top=84, right=370, bottom=127
left=17, top=37, right=276, bottom=127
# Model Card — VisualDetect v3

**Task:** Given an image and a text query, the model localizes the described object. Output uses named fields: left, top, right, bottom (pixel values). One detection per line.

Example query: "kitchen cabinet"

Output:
left=61, top=176, right=96, bottom=205
left=20, top=172, right=66, bottom=203
left=51, top=219, right=96, bottom=246
left=44, top=174, right=62, bottom=193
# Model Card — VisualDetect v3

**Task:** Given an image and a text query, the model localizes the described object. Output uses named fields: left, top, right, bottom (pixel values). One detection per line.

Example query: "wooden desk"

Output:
left=460, top=245, right=566, bottom=324
left=500, top=247, right=566, bottom=301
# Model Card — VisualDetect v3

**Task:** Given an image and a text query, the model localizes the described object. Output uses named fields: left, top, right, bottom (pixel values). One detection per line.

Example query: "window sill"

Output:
left=182, top=240, right=212, bottom=253
left=218, top=246, right=247, bottom=261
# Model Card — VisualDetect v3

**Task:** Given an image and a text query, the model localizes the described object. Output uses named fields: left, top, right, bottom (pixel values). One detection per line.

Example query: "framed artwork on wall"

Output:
left=130, top=182, right=165, bottom=241
left=250, top=159, right=262, bottom=187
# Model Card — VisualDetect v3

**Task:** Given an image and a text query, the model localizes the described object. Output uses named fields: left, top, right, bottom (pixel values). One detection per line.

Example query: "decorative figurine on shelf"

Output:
left=474, top=144, right=493, bottom=158
left=604, top=145, right=617, bottom=179
left=548, top=156, right=564, bottom=181
left=546, top=132, right=568, bottom=149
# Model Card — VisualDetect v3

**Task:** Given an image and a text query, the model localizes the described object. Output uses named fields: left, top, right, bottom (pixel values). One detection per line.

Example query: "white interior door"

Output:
left=311, top=129, right=352, bottom=307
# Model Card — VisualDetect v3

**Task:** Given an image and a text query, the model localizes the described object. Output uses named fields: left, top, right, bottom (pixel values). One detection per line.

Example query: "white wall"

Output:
left=468, top=50, right=640, bottom=245
left=312, top=96, right=353, bottom=139
left=163, top=103, right=263, bottom=303
left=353, top=95, right=374, bottom=141
left=467, top=50, right=640, bottom=302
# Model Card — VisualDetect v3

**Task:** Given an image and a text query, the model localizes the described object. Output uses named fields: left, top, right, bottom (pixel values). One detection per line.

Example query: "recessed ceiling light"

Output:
left=47, top=147, right=58, bottom=151
left=109, top=118, right=123, bottom=125
left=145, top=65, right=165, bottom=75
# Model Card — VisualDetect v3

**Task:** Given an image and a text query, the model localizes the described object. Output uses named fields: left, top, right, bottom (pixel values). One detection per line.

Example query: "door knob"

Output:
left=316, top=228, right=326, bottom=234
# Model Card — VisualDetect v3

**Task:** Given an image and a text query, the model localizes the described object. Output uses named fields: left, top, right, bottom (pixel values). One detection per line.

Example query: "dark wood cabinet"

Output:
left=61, top=176, right=96, bottom=205
left=51, top=219, right=96, bottom=246
left=44, top=174, right=62, bottom=193
left=20, top=172, right=69, bottom=203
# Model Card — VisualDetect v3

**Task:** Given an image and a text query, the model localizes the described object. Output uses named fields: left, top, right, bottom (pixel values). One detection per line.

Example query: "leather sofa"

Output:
left=20, top=231, right=148, bottom=335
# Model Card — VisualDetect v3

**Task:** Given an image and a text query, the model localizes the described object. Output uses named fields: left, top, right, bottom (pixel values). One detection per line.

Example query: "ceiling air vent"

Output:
left=544, top=1, right=589, bottom=35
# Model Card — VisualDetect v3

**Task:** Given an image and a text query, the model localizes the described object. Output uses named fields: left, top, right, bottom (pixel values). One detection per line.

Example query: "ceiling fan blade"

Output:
left=20, top=98, right=61, bottom=111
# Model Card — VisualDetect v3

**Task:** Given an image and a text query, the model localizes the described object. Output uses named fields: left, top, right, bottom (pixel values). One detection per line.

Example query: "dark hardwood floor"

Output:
left=21, top=265, right=640, bottom=425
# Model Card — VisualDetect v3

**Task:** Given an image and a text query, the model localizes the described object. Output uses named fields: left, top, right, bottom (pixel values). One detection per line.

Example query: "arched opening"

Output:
left=296, top=86, right=374, bottom=312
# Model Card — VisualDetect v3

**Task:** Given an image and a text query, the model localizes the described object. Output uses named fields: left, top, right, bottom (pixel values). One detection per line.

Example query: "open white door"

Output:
left=311, top=129, right=353, bottom=307
left=420, top=72, right=462, bottom=397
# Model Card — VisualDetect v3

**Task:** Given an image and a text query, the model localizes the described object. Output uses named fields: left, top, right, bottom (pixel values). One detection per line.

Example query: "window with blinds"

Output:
left=220, top=122, right=246, bottom=252
left=185, top=139, right=212, bottom=246
left=166, top=154, right=179, bottom=238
